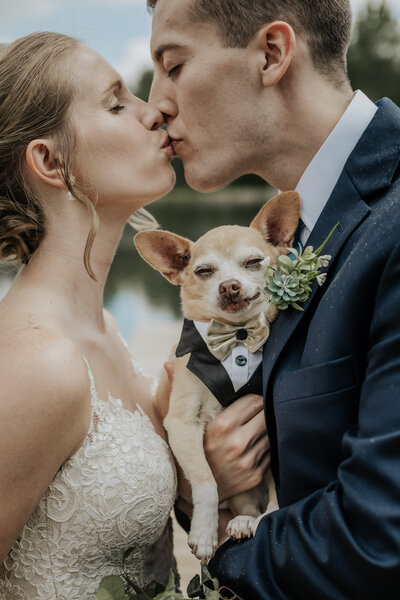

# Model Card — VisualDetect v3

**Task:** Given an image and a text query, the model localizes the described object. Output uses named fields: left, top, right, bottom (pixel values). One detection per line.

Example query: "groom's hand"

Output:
left=204, top=394, right=270, bottom=502
left=165, top=360, right=270, bottom=516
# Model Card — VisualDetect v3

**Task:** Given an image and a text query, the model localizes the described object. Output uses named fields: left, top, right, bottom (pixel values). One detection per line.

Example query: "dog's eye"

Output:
left=244, top=257, right=263, bottom=270
left=194, top=266, right=215, bottom=279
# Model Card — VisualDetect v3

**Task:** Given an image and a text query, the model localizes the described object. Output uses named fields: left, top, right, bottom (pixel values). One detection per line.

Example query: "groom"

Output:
left=148, top=0, right=400, bottom=597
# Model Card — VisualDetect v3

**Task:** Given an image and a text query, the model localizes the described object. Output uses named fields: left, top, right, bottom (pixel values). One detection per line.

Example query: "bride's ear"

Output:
left=25, top=139, right=65, bottom=188
left=134, top=230, right=192, bottom=285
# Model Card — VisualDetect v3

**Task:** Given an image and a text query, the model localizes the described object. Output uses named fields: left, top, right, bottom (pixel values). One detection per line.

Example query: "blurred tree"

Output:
left=348, top=1, right=400, bottom=105
left=134, top=69, right=154, bottom=102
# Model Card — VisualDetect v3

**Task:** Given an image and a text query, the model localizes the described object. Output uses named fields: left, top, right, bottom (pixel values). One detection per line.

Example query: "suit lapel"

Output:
left=263, top=169, right=370, bottom=397
left=263, top=97, right=400, bottom=399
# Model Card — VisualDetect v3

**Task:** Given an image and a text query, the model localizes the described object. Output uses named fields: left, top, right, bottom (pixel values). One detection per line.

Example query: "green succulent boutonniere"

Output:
left=265, top=222, right=339, bottom=311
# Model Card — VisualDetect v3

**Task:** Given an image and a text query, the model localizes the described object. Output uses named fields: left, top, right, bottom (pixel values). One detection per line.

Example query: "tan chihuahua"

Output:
left=134, top=191, right=300, bottom=563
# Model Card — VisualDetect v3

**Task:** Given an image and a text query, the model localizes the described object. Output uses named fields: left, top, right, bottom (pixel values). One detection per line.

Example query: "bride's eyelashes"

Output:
left=110, top=104, right=126, bottom=113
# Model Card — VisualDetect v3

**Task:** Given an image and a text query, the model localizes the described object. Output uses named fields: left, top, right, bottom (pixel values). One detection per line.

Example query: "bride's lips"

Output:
left=168, top=134, right=183, bottom=154
left=161, top=134, right=174, bottom=157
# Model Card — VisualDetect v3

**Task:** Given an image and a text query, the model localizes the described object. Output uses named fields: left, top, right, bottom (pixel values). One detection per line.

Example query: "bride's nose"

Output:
left=143, top=103, right=165, bottom=131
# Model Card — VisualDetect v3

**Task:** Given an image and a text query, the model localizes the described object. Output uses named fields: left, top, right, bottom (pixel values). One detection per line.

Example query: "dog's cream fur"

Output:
left=135, top=191, right=300, bottom=562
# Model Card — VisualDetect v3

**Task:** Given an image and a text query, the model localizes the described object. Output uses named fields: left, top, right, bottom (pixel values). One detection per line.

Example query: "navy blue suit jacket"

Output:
left=209, top=98, right=400, bottom=599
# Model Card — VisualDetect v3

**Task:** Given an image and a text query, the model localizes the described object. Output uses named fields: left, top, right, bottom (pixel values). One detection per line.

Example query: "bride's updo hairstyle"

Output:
left=0, top=32, right=98, bottom=279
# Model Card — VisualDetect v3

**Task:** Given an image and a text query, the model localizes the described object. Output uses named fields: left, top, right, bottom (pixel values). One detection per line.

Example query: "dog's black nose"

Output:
left=219, top=280, right=241, bottom=299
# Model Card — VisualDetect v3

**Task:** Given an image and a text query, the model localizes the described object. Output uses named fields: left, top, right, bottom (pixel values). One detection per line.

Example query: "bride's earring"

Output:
left=66, top=176, right=76, bottom=200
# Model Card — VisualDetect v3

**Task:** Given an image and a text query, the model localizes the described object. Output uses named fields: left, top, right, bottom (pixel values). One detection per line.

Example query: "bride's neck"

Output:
left=11, top=209, right=127, bottom=334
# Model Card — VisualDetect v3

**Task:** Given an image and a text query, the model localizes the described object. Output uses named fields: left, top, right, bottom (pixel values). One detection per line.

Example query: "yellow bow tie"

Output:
left=206, top=313, right=270, bottom=362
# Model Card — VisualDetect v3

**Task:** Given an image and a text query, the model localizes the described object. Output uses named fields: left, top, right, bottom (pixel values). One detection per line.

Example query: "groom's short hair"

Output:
left=148, top=0, right=352, bottom=84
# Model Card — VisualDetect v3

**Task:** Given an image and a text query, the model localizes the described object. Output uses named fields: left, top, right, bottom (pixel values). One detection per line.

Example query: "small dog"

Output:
left=134, top=191, right=300, bottom=563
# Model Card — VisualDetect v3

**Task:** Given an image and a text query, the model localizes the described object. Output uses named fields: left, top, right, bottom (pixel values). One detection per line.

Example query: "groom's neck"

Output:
left=257, top=78, right=354, bottom=191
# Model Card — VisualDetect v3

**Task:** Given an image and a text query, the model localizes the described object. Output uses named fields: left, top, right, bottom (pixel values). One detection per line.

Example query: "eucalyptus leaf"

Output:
left=95, top=576, right=129, bottom=600
left=165, top=570, right=177, bottom=592
left=144, top=581, right=166, bottom=598
left=187, top=574, right=202, bottom=598
left=200, top=566, right=219, bottom=592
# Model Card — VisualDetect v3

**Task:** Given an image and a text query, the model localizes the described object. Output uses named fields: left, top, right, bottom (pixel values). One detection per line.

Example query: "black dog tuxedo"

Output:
left=176, top=319, right=263, bottom=407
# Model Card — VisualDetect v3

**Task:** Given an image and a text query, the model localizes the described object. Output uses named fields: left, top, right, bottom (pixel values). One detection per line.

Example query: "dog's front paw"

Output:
left=226, top=515, right=257, bottom=539
left=188, top=529, right=218, bottom=564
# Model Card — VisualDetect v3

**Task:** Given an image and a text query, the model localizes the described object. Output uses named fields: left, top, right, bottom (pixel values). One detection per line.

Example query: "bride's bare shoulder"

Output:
left=0, top=317, right=91, bottom=418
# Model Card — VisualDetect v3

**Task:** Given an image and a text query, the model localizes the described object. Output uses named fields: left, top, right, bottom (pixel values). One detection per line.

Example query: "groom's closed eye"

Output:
left=167, top=65, right=182, bottom=78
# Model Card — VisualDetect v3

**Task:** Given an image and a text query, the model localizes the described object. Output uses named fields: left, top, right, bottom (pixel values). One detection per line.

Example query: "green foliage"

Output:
left=348, top=1, right=400, bottom=105
left=95, top=575, right=129, bottom=600
left=134, top=69, right=155, bottom=102
left=265, top=223, right=339, bottom=311
left=95, top=566, right=244, bottom=600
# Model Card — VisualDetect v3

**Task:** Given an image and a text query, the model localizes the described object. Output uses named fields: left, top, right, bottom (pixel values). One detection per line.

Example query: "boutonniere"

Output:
left=265, top=223, right=339, bottom=311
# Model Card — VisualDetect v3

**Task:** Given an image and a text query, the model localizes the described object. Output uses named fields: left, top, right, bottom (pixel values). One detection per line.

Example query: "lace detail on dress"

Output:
left=0, top=358, right=177, bottom=600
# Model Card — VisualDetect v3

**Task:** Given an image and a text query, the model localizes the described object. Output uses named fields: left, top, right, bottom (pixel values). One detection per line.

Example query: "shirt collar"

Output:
left=295, top=90, right=378, bottom=235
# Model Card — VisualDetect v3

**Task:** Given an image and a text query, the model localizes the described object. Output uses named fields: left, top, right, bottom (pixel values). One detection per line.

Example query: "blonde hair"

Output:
left=0, top=32, right=99, bottom=279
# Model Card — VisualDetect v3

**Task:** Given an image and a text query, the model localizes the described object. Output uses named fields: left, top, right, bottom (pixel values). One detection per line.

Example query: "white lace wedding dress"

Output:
left=0, top=359, right=177, bottom=600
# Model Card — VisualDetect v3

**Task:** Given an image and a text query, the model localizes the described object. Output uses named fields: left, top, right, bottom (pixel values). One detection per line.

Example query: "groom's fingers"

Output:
left=241, top=408, right=269, bottom=448
left=204, top=395, right=271, bottom=501
left=210, top=394, right=264, bottom=436
left=249, top=432, right=271, bottom=465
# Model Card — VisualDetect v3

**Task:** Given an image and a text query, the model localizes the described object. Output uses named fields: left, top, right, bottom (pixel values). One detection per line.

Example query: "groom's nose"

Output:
left=149, top=74, right=178, bottom=123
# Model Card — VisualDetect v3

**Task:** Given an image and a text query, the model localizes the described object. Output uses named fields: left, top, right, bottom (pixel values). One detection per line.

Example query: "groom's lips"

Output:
left=169, top=136, right=183, bottom=154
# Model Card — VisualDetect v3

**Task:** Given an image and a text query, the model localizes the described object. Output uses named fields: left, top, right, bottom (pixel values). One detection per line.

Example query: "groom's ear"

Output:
left=134, top=230, right=192, bottom=285
left=250, top=191, right=300, bottom=252
left=253, top=21, right=296, bottom=88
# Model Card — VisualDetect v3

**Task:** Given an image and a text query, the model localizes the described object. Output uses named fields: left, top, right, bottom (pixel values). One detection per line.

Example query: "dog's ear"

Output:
left=250, top=191, right=301, bottom=251
left=134, top=230, right=192, bottom=285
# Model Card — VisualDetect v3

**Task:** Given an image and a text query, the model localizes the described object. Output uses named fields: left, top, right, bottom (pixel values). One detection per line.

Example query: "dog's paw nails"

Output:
left=226, top=515, right=257, bottom=539
left=188, top=531, right=218, bottom=563
left=190, top=544, right=198, bottom=555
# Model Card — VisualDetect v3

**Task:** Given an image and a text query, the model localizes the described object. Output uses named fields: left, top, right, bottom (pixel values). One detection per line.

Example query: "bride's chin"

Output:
left=153, top=168, right=177, bottom=199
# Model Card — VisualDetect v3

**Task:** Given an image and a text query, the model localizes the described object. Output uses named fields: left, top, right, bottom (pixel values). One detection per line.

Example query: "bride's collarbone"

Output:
left=79, top=343, right=143, bottom=412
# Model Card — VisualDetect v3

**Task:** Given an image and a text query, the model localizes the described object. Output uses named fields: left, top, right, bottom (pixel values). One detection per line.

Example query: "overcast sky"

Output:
left=0, top=0, right=399, bottom=87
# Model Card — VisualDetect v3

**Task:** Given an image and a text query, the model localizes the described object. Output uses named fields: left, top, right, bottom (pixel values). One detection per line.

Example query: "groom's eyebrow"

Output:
left=153, top=43, right=184, bottom=62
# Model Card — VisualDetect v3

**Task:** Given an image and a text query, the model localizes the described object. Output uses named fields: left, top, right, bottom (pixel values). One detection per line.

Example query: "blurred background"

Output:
left=0, top=0, right=400, bottom=588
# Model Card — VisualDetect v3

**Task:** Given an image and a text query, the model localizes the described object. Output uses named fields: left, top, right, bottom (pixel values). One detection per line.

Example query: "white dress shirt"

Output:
left=193, top=320, right=262, bottom=392
left=296, top=90, right=377, bottom=244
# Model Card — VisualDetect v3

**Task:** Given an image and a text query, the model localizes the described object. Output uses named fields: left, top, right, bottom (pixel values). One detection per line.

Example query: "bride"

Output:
left=0, top=32, right=270, bottom=599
